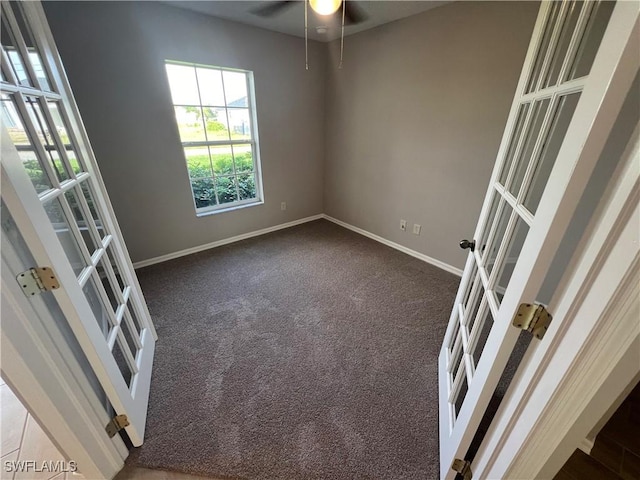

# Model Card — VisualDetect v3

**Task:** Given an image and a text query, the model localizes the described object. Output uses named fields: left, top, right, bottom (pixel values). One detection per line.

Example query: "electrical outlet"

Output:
left=281, top=202, right=287, bottom=211
left=413, top=224, right=422, bottom=235
left=400, top=220, right=407, bottom=231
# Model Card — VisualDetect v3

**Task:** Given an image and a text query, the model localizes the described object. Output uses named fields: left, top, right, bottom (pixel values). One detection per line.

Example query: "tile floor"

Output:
left=0, top=377, right=83, bottom=480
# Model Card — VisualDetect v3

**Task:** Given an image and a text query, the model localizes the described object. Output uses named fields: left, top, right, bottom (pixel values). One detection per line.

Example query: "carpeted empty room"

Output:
left=130, top=220, right=459, bottom=479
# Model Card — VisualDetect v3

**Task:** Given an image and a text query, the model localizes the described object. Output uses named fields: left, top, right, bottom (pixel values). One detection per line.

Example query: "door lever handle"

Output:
left=459, top=239, right=476, bottom=252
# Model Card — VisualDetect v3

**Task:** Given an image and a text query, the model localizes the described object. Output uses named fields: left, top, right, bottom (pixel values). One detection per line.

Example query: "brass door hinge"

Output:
left=513, top=303, right=552, bottom=340
left=452, top=458, right=472, bottom=480
left=106, top=414, right=129, bottom=438
left=17, top=267, right=59, bottom=297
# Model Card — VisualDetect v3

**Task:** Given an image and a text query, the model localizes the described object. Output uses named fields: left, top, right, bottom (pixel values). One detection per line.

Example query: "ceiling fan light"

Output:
left=309, top=0, right=342, bottom=16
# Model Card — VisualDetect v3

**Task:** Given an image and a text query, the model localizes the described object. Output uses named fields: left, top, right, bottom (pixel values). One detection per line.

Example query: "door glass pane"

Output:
left=471, top=308, right=494, bottom=368
left=465, top=284, right=485, bottom=335
left=43, top=198, right=85, bottom=275
left=568, top=1, right=615, bottom=80
left=509, top=98, right=551, bottom=198
left=1, top=94, right=52, bottom=194
left=24, top=96, right=70, bottom=182
left=105, top=244, right=126, bottom=294
left=8, top=1, right=52, bottom=91
left=524, top=92, right=581, bottom=214
left=450, top=331, right=463, bottom=372
left=498, top=103, right=531, bottom=186
left=96, top=259, right=120, bottom=311
left=478, top=193, right=500, bottom=261
left=112, top=336, right=133, bottom=388
left=0, top=15, right=31, bottom=87
left=46, top=101, right=81, bottom=173
left=121, top=317, right=140, bottom=362
left=493, top=216, right=530, bottom=306
left=526, top=1, right=563, bottom=94
left=461, top=265, right=478, bottom=308
left=80, top=181, right=107, bottom=240
left=454, top=370, right=468, bottom=419
left=64, top=188, right=97, bottom=255
left=544, top=1, right=585, bottom=88
left=83, top=275, right=112, bottom=339
left=484, top=201, right=513, bottom=277
left=127, top=297, right=145, bottom=334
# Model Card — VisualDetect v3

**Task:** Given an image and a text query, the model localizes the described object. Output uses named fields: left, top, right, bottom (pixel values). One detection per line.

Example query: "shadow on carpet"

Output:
left=128, top=219, right=459, bottom=479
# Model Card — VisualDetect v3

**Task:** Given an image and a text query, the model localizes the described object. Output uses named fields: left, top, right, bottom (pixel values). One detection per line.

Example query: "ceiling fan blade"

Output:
left=343, top=1, right=367, bottom=25
left=252, top=1, right=296, bottom=18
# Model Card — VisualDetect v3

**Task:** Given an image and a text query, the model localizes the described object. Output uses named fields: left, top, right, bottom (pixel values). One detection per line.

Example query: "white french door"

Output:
left=0, top=1, right=156, bottom=446
left=438, top=1, right=639, bottom=478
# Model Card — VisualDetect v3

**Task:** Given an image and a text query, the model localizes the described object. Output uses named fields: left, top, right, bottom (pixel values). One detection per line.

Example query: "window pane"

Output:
left=222, top=70, right=248, bottom=107
left=43, top=198, right=86, bottom=275
left=204, top=107, right=230, bottom=141
left=228, top=108, right=251, bottom=140
left=238, top=173, right=256, bottom=200
left=174, top=106, right=206, bottom=142
left=196, top=67, right=225, bottom=106
left=232, top=144, right=253, bottom=173
left=1, top=95, right=52, bottom=194
left=184, top=146, right=212, bottom=179
left=211, top=145, right=235, bottom=175
left=215, top=175, right=239, bottom=205
left=192, top=178, right=216, bottom=209
left=165, top=64, right=200, bottom=105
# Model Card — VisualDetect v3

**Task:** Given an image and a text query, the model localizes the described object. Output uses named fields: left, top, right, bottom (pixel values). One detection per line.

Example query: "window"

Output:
left=165, top=62, right=262, bottom=214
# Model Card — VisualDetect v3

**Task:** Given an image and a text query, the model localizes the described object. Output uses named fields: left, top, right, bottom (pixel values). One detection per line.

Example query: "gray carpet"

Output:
left=130, top=219, right=459, bottom=479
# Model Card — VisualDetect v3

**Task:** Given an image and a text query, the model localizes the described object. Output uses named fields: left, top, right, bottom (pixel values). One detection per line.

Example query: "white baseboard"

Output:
left=321, top=215, right=463, bottom=277
left=133, top=214, right=324, bottom=269
left=133, top=213, right=463, bottom=277
left=578, top=437, right=595, bottom=455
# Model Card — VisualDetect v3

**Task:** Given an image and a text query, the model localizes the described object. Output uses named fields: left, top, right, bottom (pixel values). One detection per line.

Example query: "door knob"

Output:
left=460, top=239, right=476, bottom=252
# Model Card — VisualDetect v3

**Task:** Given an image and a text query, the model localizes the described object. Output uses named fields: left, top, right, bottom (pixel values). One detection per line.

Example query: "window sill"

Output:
left=196, top=200, right=264, bottom=218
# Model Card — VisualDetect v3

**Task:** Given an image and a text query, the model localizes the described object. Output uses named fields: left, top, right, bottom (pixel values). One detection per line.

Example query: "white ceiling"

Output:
left=164, top=1, right=451, bottom=42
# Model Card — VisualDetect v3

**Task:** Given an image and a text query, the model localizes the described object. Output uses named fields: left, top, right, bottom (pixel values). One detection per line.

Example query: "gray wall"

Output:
left=44, top=1, right=326, bottom=263
left=324, top=1, right=539, bottom=270
left=45, top=1, right=538, bottom=269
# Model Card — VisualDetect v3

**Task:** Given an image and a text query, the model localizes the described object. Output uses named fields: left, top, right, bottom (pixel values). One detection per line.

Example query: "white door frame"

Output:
left=1, top=246, right=128, bottom=479
left=473, top=118, right=639, bottom=478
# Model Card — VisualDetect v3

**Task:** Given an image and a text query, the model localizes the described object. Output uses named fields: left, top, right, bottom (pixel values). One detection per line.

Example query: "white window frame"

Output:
left=165, top=61, right=264, bottom=216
